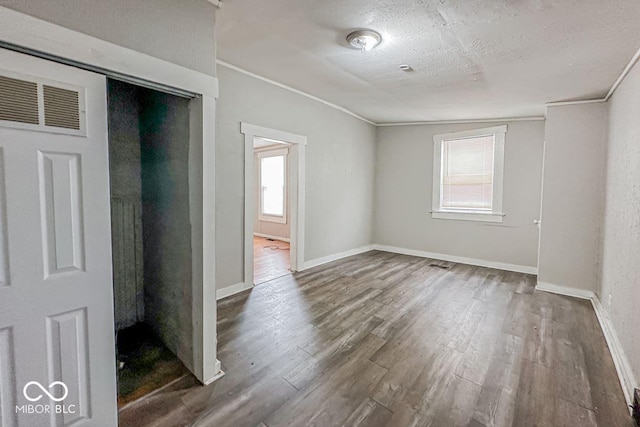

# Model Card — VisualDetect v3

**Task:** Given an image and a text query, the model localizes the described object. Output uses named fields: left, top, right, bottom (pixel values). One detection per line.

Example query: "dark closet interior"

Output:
left=107, top=79, right=193, bottom=406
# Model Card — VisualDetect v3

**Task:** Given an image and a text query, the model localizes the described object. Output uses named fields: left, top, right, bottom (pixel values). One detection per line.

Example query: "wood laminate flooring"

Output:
left=119, top=250, right=633, bottom=427
left=254, top=236, right=291, bottom=285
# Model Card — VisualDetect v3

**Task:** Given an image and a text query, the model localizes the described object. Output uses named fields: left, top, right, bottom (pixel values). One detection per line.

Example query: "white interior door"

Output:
left=0, top=48, right=117, bottom=426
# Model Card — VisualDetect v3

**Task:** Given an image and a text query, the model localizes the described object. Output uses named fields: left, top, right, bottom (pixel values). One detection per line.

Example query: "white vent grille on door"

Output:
left=0, top=70, right=85, bottom=136
left=43, top=85, right=81, bottom=130
left=0, top=75, right=39, bottom=125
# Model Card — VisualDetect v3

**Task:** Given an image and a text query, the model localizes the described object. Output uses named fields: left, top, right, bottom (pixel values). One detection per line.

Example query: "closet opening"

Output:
left=107, top=79, right=193, bottom=407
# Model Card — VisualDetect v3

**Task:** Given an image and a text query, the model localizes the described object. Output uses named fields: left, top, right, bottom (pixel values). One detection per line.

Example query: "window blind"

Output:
left=441, top=135, right=494, bottom=210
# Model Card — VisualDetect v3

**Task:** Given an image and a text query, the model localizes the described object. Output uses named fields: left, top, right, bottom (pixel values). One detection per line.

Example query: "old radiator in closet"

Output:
left=111, top=198, right=144, bottom=331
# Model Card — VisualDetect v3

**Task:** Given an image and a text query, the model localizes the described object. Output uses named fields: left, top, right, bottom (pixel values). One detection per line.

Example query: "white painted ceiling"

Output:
left=216, top=0, right=640, bottom=124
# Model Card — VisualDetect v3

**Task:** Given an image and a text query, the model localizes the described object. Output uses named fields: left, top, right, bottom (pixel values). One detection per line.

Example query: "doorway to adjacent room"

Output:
left=253, top=138, right=292, bottom=284
left=241, top=123, right=307, bottom=291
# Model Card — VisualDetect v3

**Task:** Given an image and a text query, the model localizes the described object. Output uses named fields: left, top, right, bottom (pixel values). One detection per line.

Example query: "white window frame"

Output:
left=431, top=125, right=507, bottom=223
left=257, top=147, right=288, bottom=224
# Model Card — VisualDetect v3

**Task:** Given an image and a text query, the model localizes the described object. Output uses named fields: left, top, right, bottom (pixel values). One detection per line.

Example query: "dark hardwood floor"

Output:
left=119, top=250, right=633, bottom=427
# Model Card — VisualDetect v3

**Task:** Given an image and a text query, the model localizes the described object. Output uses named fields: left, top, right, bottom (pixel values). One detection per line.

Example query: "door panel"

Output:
left=0, top=48, right=117, bottom=426
left=46, top=308, right=90, bottom=425
left=0, top=326, right=16, bottom=427
left=38, top=151, right=85, bottom=276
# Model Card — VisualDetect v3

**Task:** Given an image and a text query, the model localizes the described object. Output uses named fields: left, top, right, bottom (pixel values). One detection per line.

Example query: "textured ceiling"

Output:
left=216, top=0, right=640, bottom=124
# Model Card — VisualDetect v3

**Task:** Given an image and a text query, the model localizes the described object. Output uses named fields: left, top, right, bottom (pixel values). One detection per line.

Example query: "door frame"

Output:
left=0, top=6, right=221, bottom=385
left=240, top=123, right=306, bottom=292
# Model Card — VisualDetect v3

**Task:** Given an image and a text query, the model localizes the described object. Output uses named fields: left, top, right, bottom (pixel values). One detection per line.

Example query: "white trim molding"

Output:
left=220, top=34, right=640, bottom=127
left=253, top=232, right=290, bottom=243
left=241, top=123, right=306, bottom=289
left=591, top=297, right=637, bottom=411
left=545, top=42, right=640, bottom=109
left=0, top=6, right=218, bottom=98
left=545, top=99, right=606, bottom=108
left=241, top=123, right=307, bottom=145
left=431, top=210, right=505, bottom=223
left=606, top=43, right=640, bottom=101
left=432, top=125, right=507, bottom=223
left=203, top=368, right=225, bottom=386
left=433, top=124, right=508, bottom=141
left=373, top=244, right=537, bottom=275
left=378, top=117, right=544, bottom=127
left=302, top=245, right=375, bottom=270
left=536, top=282, right=637, bottom=413
left=0, top=6, right=222, bottom=385
left=217, top=40, right=640, bottom=127
left=217, top=61, right=548, bottom=128
left=534, top=282, right=595, bottom=300
left=219, top=60, right=375, bottom=126
left=544, top=99, right=607, bottom=118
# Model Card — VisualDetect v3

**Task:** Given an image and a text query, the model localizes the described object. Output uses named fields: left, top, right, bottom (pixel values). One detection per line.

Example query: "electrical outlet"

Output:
left=633, top=388, right=640, bottom=426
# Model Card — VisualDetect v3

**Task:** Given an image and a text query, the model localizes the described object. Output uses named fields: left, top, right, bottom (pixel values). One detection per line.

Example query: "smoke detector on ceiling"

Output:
left=399, top=64, right=414, bottom=72
left=346, top=30, right=382, bottom=51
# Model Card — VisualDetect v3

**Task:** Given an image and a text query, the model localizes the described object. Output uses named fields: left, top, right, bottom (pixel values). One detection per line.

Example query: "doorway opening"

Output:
left=240, top=123, right=307, bottom=294
left=253, top=138, right=292, bottom=284
left=107, top=79, right=192, bottom=407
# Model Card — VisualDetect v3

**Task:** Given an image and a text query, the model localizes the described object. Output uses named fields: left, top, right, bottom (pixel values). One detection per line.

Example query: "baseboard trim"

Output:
left=216, top=282, right=252, bottom=300
left=534, top=281, right=595, bottom=300
left=302, top=245, right=374, bottom=270
left=203, top=360, right=225, bottom=385
left=253, top=232, right=290, bottom=243
left=591, top=297, right=637, bottom=413
left=536, top=282, right=636, bottom=414
left=372, top=244, right=537, bottom=275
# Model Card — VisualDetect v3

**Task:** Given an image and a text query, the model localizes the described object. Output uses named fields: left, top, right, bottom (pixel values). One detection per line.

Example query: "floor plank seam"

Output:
left=282, top=376, right=302, bottom=392
left=369, top=396, right=395, bottom=414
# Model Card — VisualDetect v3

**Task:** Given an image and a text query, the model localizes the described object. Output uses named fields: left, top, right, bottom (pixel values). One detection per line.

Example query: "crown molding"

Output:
left=377, top=116, right=544, bottom=127
left=606, top=43, right=640, bottom=101
left=219, top=41, right=640, bottom=125
left=216, top=60, right=376, bottom=126
left=545, top=44, right=640, bottom=108
left=218, top=60, right=545, bottom=127
left=545, top=99, right=606, bottom=107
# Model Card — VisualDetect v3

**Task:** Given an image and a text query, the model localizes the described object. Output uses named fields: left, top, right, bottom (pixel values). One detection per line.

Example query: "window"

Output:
left=432, top=125, right=506, bottom=222
left=258, top=148, right=288, bottom=223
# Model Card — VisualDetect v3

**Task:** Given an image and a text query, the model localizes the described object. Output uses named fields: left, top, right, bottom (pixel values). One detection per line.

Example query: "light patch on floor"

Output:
left=254, top=235, right=291, bottom=285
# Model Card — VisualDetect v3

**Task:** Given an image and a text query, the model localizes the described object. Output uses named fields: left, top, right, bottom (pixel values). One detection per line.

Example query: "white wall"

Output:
left=374, top=121, right=544, bottom=268
left=600, top=60, right=640, bottom=389
left=216, top=64, right=377, bottom=291
left=374, top=121, right=544, bottom=270
left=537, top=103, right=608, bottom=291
left=254, top=147, right=291, bottom=241
left=0, top=0, right=217, bottom=76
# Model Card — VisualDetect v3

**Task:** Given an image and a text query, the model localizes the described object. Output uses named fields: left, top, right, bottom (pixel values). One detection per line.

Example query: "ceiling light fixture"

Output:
left=346, top=30, right=382, bottom=52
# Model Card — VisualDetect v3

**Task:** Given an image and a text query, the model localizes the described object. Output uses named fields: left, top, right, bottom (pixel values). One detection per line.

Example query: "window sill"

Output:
left=258, top=214, right=287, bottom=224
left=431, top=210, right=505, bottom=223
